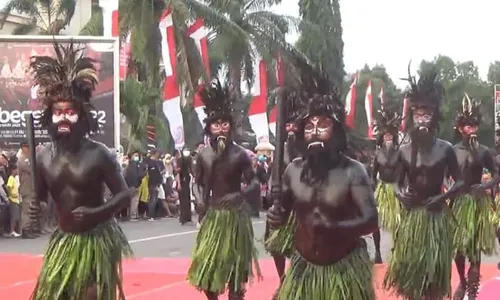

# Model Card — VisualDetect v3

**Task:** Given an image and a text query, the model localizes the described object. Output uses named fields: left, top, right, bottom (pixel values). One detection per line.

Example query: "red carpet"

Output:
left=0, top=254, right=498, bottom=299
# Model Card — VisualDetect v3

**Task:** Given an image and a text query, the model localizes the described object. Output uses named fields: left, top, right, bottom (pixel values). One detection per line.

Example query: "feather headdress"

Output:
left=373, top=105, right=401, bottom=143
left=199, top=79, right=234, bottom=125
left=30, top=40, right=98, bottom=107
left=300, top=66, right=345, bottom=125
left=29, top=40, right=99, bottom=131
left=283, top=88, right=307, bottom=123
left=402, top=65, right=444, bottom=114
left=454, top=93, right=481, bottom=129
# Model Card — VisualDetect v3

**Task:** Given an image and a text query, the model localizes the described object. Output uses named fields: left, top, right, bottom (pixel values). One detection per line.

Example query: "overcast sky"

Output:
left=272, top=0, right=498, bottom=87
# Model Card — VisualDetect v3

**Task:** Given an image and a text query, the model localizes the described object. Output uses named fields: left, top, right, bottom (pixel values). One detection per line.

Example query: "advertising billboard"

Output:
left=0, top=36, right=119, bottom=149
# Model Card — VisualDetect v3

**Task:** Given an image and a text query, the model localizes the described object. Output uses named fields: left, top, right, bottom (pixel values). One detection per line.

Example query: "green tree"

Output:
left=347, top=65, right=403, bottom=138
left=418, top=57, right=494, bottom=145
left=79, top=2, right=103, bottom=36
left=487, top=61, right=500, bottom=85
left=0, top=0, right=77, bottom=35
left=296, top=0, right=344, bottom=89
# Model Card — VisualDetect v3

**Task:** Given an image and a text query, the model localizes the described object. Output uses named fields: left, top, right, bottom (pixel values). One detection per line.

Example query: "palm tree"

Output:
left=120, top=77, right=163, bottom=153
left=79, top=2, right=103, bottom=36
left=0, top=0, right=77, bottom=35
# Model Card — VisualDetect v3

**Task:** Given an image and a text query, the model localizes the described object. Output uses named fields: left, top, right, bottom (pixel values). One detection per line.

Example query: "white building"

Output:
left=0, top=0, right=92, bottom=35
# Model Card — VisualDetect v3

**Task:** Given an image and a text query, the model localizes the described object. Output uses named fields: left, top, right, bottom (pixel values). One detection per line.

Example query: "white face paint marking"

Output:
left=52, top=112, right=79, bottom=124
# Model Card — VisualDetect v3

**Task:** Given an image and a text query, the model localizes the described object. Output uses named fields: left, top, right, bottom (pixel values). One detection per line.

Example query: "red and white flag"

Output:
left=268, top=54, right=285, bottom=136
left=379, top=85, right=385, bottom=106
left=345, top=74, right=358, bottom=129
left=365, top=80, right=374, bottom=139
left=99, top=0, right=118, bottom=37
left=268, top=106, right=277, bottom=137
left=119, top=33, right=131, bottom=80
left=400, top=97, right=409, bottom=132
left=187, top=19, right=210, bottom=126
left=159, top=9, right=185, bottom=149
left=248, top=59, right=269, bottom=143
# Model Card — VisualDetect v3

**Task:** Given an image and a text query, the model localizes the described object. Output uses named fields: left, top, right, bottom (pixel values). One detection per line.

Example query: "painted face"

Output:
left=210, top=118, right=231, bottom=153
left=382, top=133, right=394, bottom=149
left=209, top=119, right=231, bottom=137
left=51, top=101, right=79, bottom=134
left=303, top=115, right=333, bottom=150
left=412, top=108, right=433, bottom=132
left=460, top=124, right=479, bottom=149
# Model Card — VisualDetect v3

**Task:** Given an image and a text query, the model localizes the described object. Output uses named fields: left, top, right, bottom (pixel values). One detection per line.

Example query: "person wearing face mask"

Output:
left=383, top=70, right=465, bottom=300
left=267, top=68, right=378, bottom=300
left=125, top=150, right=147, bottom=221
left=450, top=95, right=498, bottom=300
left=370, top=105, right=402, bottom=264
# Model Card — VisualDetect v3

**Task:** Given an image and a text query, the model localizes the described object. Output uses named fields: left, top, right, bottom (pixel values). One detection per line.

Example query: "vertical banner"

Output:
left=365, top=80, right=373, bottom=139
left=495, top=85, right=500, bottom=137
left=99, top=0, right=118, bottom=37
left=378, top=85, right=384, bottom=106
left=0, top=38, right=117, bottom=149
left=119, top=33, right=131, bottom=80
left=345, top=74, right=358, bottom=129
left=248, top=59, right=269, bottom=143
left=159, top=9, right=185, bottom=149
left=268, top=106, right=277, bottom=137
left=187, top=19, right=210, bottom=126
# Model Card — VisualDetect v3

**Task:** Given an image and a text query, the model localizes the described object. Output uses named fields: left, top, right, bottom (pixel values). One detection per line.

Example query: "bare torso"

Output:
left=286, top=157, right=374, bottom=264
left=374, top=148, right=399, bottom=183
left=36, top=139, right=123, bottom=232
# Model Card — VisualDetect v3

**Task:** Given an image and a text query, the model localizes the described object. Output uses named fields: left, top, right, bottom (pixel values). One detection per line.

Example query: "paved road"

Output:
left=1, top=213, right=499, bottom=264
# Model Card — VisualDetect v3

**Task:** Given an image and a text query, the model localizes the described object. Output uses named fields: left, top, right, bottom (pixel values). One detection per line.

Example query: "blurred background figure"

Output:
left=178, top=148, right=194, bottom=225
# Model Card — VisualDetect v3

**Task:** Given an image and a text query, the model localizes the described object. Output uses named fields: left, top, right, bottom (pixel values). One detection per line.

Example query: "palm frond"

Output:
left=79, top=6, right=103, bottom=36
left=12, top=20, right=38, bottom=35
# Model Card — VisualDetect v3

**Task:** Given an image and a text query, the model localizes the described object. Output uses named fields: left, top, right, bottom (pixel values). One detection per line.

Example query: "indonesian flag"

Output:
left=159, top=9, right=185, bottom=149
left=248, top=59, right=269, bottom=143
left=99, top=0, right=118, bottom=37
left=268, top=106, right=277, bottom=137
left=365, top=80, right=374, bottom=139
left=268, top=54, right=285, bottom=136
left=345, top=74, right=358, bottom=129
left=400, top=97, right=409, bottom=132
left=147, top=124, right=156, bottom=149
left=119, top=33, right=131, bottom=80
left=186, top=19, right=210, bottom=126
left=379, top=85, right=385, bottom=106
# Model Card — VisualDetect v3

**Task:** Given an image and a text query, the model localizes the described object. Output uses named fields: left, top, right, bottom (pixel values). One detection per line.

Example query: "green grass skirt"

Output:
left=278, top=241, right=375, bottom=300
left=31, top=220, right=133, bottom=300
left=264, top=212, right=296, bottom=257
left=452, top=194, right=496, bottom=262
left=187, top=208, right=261, bottom=294
left=383, top=208, right=453, bottom=300
left=375, top=182, right=401, bottom=233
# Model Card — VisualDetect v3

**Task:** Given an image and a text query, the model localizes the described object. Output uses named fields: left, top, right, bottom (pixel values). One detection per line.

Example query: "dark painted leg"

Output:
left=373, top=229, right=382, bottom=264
left=453, top=254, right=467, bottom=300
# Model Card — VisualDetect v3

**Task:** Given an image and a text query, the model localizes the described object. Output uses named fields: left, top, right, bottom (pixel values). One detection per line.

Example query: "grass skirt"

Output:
left=187, top=208, right=261, bottom=294
left=264, top=211, right=296, bottom=257
left=31, top=220, right=133, bottom=300
left=375, top=182, right=400, bottom=232
left=278, top=241, right=375, bottom=300
left=452, top=194, right=496, bottom=262
left=383, top=208, right=453, bottom=300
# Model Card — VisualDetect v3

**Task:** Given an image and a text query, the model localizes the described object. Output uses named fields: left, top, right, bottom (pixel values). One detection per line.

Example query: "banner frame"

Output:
left=0, top=35, right=120, bottom=149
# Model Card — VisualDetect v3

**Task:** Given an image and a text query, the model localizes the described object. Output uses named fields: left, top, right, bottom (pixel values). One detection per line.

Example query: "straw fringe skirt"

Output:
left=187, top=208, right=261, bottom=294
left=264, top=211, right=296, bottom=257
left=375, top=182, right=400, bottom=233
left=278, top=241, right=374, bottom=300
left=31, top=220, right=133, bottom=300
left=383, top=208, right=453, bottom=300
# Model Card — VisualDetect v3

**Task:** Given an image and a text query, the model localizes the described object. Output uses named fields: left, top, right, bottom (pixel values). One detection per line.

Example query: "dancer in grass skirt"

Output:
left=371, top=104, right=402, bottom=263
left=383, top=69, right=465, bottom=300
left=29, top=41, right=133, bottom=300
left=187, top=81, right=261, bottom=300
left=451, top=94, right=499, bottom=300
left=267, top=66, right=378, bottom=300
left=263, top=87, right=305, bottom=299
